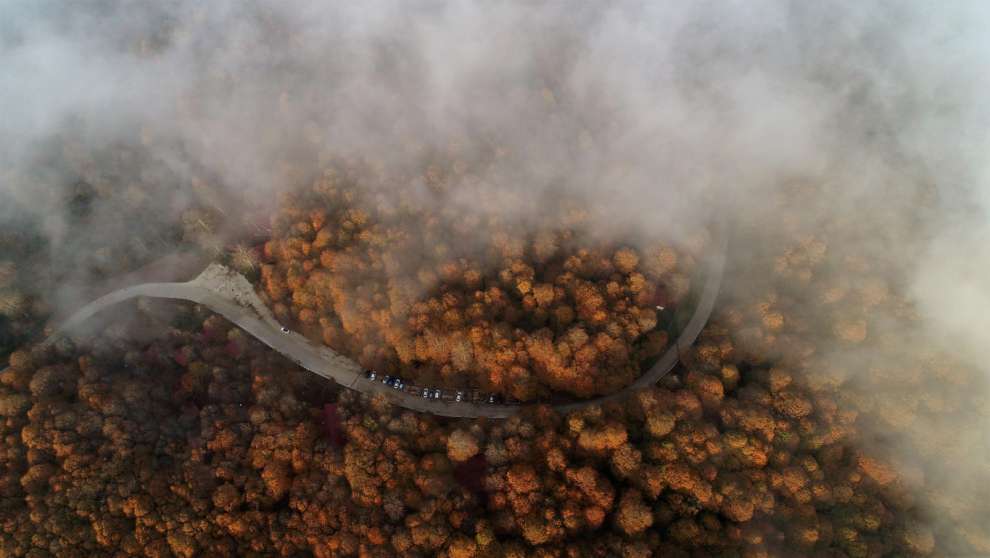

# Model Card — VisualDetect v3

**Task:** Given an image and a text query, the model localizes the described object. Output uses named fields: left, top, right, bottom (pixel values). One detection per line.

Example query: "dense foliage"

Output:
left=257, top=160, right=701, bottom=400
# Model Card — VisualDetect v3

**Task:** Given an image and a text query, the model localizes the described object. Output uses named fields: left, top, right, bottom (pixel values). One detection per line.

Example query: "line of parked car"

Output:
left=363, top=369, right=517, bottom=405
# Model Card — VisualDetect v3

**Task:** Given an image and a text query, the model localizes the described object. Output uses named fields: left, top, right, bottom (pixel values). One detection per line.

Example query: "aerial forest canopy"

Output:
left=2, top=1, right=990, bottom=557
left=254, top=155, right=704, bottom=401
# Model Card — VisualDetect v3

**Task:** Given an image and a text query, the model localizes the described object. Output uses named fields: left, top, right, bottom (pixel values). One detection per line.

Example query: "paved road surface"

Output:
left=11, top=234, right=726, bottom=419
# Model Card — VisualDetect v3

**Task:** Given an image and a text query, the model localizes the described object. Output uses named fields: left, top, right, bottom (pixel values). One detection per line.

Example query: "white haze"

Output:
left=1, top=0, right=989, bottom=551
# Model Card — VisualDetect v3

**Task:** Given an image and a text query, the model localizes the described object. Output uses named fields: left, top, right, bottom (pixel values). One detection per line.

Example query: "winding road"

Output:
left=11, top=233, right=726, bottom=419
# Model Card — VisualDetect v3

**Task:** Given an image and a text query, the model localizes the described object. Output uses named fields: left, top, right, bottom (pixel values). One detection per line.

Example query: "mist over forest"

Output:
left=1, top=2, right=988, bottom=556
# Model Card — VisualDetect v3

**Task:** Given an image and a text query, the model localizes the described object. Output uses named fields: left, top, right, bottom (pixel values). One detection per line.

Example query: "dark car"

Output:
left=454, top=390, right=465, bottom=402
left=486, top=394, right=501, bottom=405
left=393, top=378, right=405, bottom=390
left=421, top=387, right=431, bottom=398
left=365, top=370, right=377, bottom=381
left=430, top=389, right=442, bottom=400
left=383, top=376, right=395, bottom=387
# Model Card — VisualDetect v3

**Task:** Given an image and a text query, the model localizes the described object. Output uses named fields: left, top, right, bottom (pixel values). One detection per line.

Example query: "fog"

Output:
left=1, top=0, right=988, bottom=552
